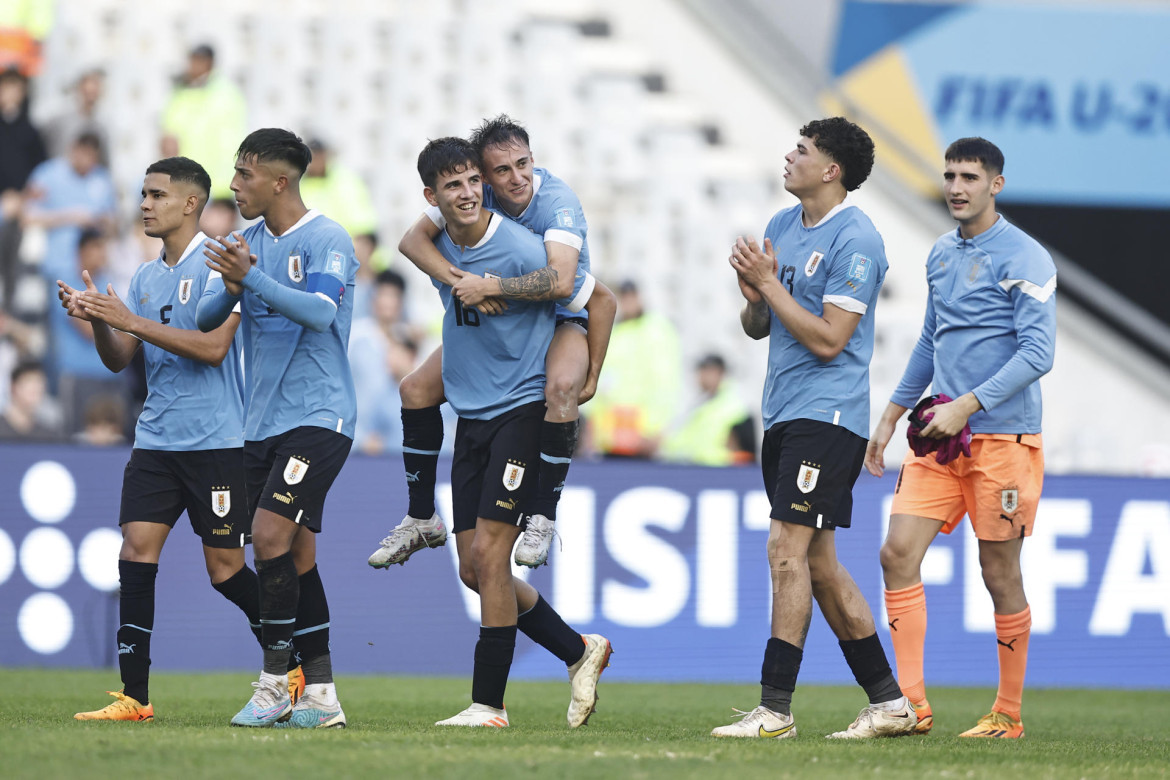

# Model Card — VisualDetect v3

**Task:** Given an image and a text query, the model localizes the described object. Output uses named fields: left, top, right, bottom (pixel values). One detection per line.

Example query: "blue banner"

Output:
left=1, top=445, right=1168, bottom=688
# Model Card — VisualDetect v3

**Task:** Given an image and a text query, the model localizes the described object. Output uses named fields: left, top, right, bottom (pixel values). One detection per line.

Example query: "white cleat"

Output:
left=435, top=702, right=509, bottom=728
left=567, top=634, right=612, bottom=728
left=368, top=514, right=447, bottom=568
left=274, top=683, right=347, bottom=729
left=514, top=513, right=556, bottom=568
left=711, top=706, right=797, bottom=739
left=826, top=697, right=917, bottom=739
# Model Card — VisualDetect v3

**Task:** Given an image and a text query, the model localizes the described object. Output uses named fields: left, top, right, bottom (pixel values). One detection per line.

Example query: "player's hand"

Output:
left=451, top=270, right=499, bottom=307
left=475, top=297, right=507, bottom=315
left=56, top=270, right=101, bottom=321
left=864, top=417, right=897, bottom=477
left=77, top=283, right=133, bottom=330
left=730, top=236, right=780, bottom=291
left=203, top=231, right=253, bottom=283
left=919, top=397, right=975, bottom=439
left=578, top=374, right=598, bottom=405
left=735, top=270, right=763, bottom=303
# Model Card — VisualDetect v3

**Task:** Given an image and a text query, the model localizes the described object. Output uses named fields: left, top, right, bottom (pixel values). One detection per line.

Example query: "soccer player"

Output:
left=369, top=115, right=608, bottom=570
left=865, top=138, right=1056, bottom=739
left=712, top=118, right=916, bottom=740
left=198, top=129, right=356, bottom=729
left=61, top=157, right=266, bottom=722
left=415, top=137, right=611, bottom=728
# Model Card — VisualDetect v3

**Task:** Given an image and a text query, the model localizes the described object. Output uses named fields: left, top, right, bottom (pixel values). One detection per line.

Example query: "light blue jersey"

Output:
left=890, top=216, right=1056, bottom=434
left=761, top=203, right=887, bottom=440
left=127, top=231, right=244, bottom=450
left=432, top=213, right=555, bottom=420
left=204, top=210, right=357, bottom=441
left=427, top=167, right=593, bottom=316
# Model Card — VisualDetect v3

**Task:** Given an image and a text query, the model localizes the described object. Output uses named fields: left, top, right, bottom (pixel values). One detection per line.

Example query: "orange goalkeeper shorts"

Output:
left=890, top=434, right=1044, bottom=541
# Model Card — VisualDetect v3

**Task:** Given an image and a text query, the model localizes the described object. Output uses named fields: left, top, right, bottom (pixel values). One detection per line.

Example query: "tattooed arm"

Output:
left=450, top=241, right=579, bottom=305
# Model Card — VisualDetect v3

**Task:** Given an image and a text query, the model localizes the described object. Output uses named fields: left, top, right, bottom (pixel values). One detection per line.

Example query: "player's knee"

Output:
left=400, top=370, right=440, bottom=408
left=458, top=562, right=479, bottom=592
left=544, top=371, right=582, bottom=408
left=808, top=556, right=837, bottom=590
left=879, top=539, right=909, bottom=575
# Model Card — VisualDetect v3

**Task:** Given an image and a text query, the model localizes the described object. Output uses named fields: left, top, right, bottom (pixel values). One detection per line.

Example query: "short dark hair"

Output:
left=697, top=353, right=726, bottom=372
left=78, top=226, right=105, bottom=250
left=375, top=268, right=406, bottom=292
left=236, top=128, right=312, bottom=176
left=469, top=114, right=530, bottom=156
left=945, top=137, right=1005, bottom=176
left=800, top=117, right=875, bottom=192
left=190, top=43, right=215, bottom=61
left=145, top=156, right=211, bottom=203
left=74, top=131, right=102, bottom=152
left=417, top=136, right=479, bottom=188
left=11, top=360, right=44, bottom=385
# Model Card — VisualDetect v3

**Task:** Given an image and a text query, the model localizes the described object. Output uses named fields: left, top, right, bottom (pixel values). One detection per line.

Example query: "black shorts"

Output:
left=555, top=315, right=588, bottom=330
left=244, top=426, right=352, bottom=533
left=450, top=400, right=544, bottom=534
left=119, top=447, right=251, bottom=548
left=761, top=419, right=866, bottom=530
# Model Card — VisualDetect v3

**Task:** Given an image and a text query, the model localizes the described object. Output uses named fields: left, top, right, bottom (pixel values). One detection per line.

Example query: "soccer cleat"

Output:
left=710, top=706, right=797, bottom=739
left=566, top=634, right=613, bottom=728
left=230, top=673, right=292, bottom=727
left=435, top=702, right=509, bottom=727
left=274, top=683, right=346, bottom=729
left=368, top=514, right=448, bottom=568
left=958, top=710, right=1025, bottom=738
left=911, top=700, right=933, bottom=734
left=73, top=691, right=154, bottom=722
left=826, top=697, right=918, bottom=739
left=287, top=665, right=305, bottom=707
left=514, top=513, right=556, bottom=568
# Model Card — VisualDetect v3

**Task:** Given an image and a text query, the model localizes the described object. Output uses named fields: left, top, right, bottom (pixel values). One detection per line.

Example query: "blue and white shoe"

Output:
left=274, top=683, right=346, bottom=729
left=230, top=672, right=292, bottom=727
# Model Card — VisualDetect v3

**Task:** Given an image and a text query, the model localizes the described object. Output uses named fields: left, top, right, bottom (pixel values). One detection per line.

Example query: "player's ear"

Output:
left=184, top=193, right=200, bottom=216
left=990, top=174, right=1005, bottom=196
left=273, top=173, right=289, bottom=195
left=823, top=162, right=841, bottom=185
left=423, top=186, right=439, bottom=207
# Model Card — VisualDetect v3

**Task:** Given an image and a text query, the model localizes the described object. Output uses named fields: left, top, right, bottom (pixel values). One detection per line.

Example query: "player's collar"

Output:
left=953, top=213, right=1008, bottom=246
left=470, top=212, right=502, bottom=248
left=806, top=200, right=851, bottom=228
left=263, top=209, right=321, bottom=237
left=159, top=231, right=209, bottom=268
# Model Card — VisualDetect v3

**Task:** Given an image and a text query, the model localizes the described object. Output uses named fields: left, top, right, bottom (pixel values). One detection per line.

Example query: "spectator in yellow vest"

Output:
left=662, top=353, right=755, bottom=465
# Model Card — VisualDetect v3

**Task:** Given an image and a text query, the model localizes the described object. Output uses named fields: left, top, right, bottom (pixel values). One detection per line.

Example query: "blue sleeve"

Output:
left=241, top=266, right=337, bottom=332
left=540, top=190, right=587, bottom=252
left=196, top=274, right=240, bottom=332
left=822, top=236, right=884, bottom=315
left=891, top=294, right=937, bottom=408
left=972, top=266, right=1057, bottom=411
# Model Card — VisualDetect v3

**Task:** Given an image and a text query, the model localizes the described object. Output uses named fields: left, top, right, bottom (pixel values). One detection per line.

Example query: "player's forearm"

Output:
left=760, top=281, right=846, bottom=361
left=740, top=300, right=770, bottom=339
left=583, top=282, right=617, bottom=385
left=242, top=267, right=336, bottom=332
left=399, top=222, right=460, bottom=286
left=499, top=266, right=561, bottom=301
left=877, top=400, right=910, bottom=428
left=89, top=320, right=139, bottom=373
left=123, top=313, right=236, bottom=366
left=196, top=286, right=240, bottom=332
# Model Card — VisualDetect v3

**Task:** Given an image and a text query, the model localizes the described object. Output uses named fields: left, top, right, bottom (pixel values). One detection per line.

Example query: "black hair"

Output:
left=469, top=114, right=530, bottom=156
left=235, top=128, right=312, bottom=176
left=11, top=360, right=44, bottom=384
left=78, top=226, right=105, bottom=249
left=799, top=117, right=875, bottom=192
left=375, top=268, right=406, bottom=292
left=74, top=131, right=102, bottom=152
left=145, top=156, right=211, bottom=202
left=417, top=136, right=479, bottom=188
left=697, top=353, right=726, bottom=372
left=945, top=137, right=1005, bottom=176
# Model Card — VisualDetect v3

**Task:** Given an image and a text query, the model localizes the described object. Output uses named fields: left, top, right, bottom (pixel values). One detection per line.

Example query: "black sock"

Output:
left=402, top=405, right=443, bottom=519
left=471, top=625, right=517, bottom=710
left=256, top=552, right=299, bottom=676
left=117, top=560, right=157, bottom=705
left=212, top=565, right=263, bottom=648
left=516, top=594, right=584, bottom=665
left=291, top=565, right=332, bottom=684
left=840, top=633, right=903, bottom=704
left=760, top=637, right=803, bottom=715
left=528, top=420, right=577, bottom=521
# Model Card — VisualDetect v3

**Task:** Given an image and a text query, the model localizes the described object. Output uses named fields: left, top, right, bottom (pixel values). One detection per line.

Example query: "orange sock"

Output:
left=992, top=606, right=1031, bottom=721
left=884, top=583, right=927, bottom=705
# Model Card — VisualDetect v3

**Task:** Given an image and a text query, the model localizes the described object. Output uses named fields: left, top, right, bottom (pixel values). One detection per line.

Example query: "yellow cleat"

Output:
left=911, top=700, right=933, bottom=734
left=288, top=666, right=305, bottom=707
left=74, top=691, right=154, bottom=722
left=959, top=710, right=1024, bottom=739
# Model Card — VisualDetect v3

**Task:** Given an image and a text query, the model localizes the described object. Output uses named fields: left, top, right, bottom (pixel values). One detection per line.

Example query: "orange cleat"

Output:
left=287, top=666, right=306, bottom=707
left=911, top=700, right=933, bottom=734
left=959, top=710, right=1024, bottom=738
left=74, top=691, right=154, bottom=722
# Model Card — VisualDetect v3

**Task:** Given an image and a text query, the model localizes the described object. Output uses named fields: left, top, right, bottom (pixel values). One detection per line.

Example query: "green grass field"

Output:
left=5, top=669, right=1167, bottom=779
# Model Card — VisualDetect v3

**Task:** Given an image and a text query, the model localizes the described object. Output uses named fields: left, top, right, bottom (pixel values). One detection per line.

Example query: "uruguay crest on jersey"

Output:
left=805, top=251, right=824, bottom=277
left=179, top=277, right=193, bottom=304
left=284, top=456, right=310, bottom=485
left=502, top=459, right=526, bottom=491
left=797, top=462, right=820, bottom=494
left=211, top=488, right=231, bottom=518
left=288, top=254, right=304, bottom=283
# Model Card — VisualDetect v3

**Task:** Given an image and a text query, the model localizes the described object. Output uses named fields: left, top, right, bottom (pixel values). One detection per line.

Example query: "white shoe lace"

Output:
left=729, top=706, right=770, bottom=726
left=248, top=678, right=285, bottom=709
left=378, top=523, right=418, bottom=549
left=517, top=515, right=559, bottom=556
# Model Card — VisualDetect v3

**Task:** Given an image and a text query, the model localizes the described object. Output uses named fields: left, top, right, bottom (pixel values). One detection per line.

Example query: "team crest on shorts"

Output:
left=284, top=456, right=310, bottom=485
left=288, top=254, right=304, bottom=283
left=179, top=277, right=193, bottom=304
left=1001, top=488, right=1019, bottom=513
left=805, top=251, right=824, bottom=277
left=797, top=461, right=820, bottom=494
left=211, top=488, right=231, bottom=518
left=502, top=460, right=526, bottom=492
